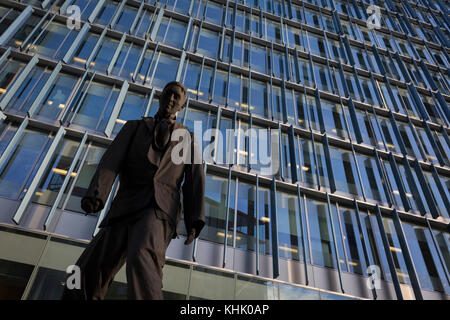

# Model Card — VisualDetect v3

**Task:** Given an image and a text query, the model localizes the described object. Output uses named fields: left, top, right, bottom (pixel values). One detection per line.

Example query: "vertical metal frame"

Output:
left=411, top=159, right=440, bottom=219
left=296, top=184, right=309, bottom=285
left=93, top=177, right=120, bottom=237
left=0, top=116, right=29, bottom=172
left=59, top=70, right=89, bottom=123
left=68, top=71, right=96, bottom=125
left=85, top=28, right=108, bottom=70
left=346, top=98, right=363, bottom=143
left=0, top=5, right=34, bottom=46
left=325, top=192, right=345, bottom=293
left=107, top=33, right=127, bottom=76
left=353, top=200, right=378, bottom=299
left=429, top=164, right=450, bottom=214
left=132, top=36, right=151, bottom=83
left=181, top=98, right=190, bottom=126
left=63, top=23, right=90, bottom=64
left=373, top=147, right=394, bottom=207
left=213, top=107, right=222, bottom=164
left=425, top=218, right=450, bottom=286
left=349, top=141, right=366, bottom=201
left=129, top=0, right=145, bottom=35
left=150, top=7, right=165, bottom=42
left=421, top=119, right=446, bottom=166
left=20, top=10, right=52, bottom=52
left=88, top=0, right=106, bottom=23
left=277, top=122, right=284, bottom=179
left=374, top=204, right=404, bottom=299
left=143, top=88, right=155, bottom=118
left=44, top=131, right=88, bottom=230
left=401, top=156, right=427, bottom=215
left=104, top=80, right=129, bottom=137
left=288, top=125, right=299, bottom=183
left=270, top=177, right=280, bottom=279
left=391, top=208, right=424, bottom=300
left=28, top=61, right=63, bottom=117
left=255, top=173, right=260, bottom=275
left=176, top=50, right=187, bottom=82
left=314, top=88, right=325, bottom=134
left=13, top=126, right=66, bottom=225
left=387, top=152, right=411, bottom=211
left=222, top=166, right=232, bottom=268
left=386, top=110, right=408, bottom=156
left=322, top=133, right=337, bottom=193
left=0, top=55, right=39, bottom=110
left=109, top=0, right=128, bottom=29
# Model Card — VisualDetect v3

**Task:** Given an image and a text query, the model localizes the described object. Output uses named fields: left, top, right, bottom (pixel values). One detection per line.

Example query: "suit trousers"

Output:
left=62, top=206, right=174, bottom=300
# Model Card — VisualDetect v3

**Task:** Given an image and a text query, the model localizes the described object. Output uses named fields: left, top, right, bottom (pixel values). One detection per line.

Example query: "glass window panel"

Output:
left=300, top=138, right=316, bottom=187
left=313, top=62, right=333, bottom=93
left=397, top=123, right=422, bottom=159
left=266, top=20, right=282, bottom=44
left=212, top=69, right=227, bottom=106
left=151, top=52, right=179, bottom=89
left=62, top=143, right=105, bottom=214
left=34, top=73, right=79, bottom=121
left=338, top=206, right=366, bottom=275
left=403, top=223, right=449, bottom=293
left=377, top=216, right=410, bottom=285
left=111, top=91, right=148, bottom=136
left=90, top=37, right=120, bottom=73
left=72, top=33, right=100, bottom=67
left=249, top=79, right=269, bottom=118
left=71, top=81, right=119, bottom=132
left=182, top=60, right=201, bottom=99
left=163, top=19, right=186, bottom=49
left=235, top=180, right=256, bottom=251
left=0, top=60, right=25, bottom=100
left=6, top=66, right=51, bottom=114
left=306, top=198, right=339, bottom=269
left=95, top=0, right=119, bottom=26
left=7, top=14, right=41, bottom=49
left=277, top=191, right=307, bottom=261
left=198, top=64, right=213, bottom=102
left=133, top=9, right=153, bottom=38
left=114, top=5, right=138, bottom=34
left=200, top=174, right=234, bottom=246
left=250, top=43, right=267, bottom=74
left=28, top=22, right=76, bottom=60
left=205, top=2, right=223, bottom=25
left=286, top=25, right=306, bottom=51
left=329, top=146, right=362, bottom=197
left=135, top=47, right=156, bottom=85
left=359, top=76, right=382, bottom=107
left=378, top=116, right=401, bottom=154
left=257, top=185, right=272, bottom=256
left=32, top=138, right=81, bottom=206
left=356, top=153, right=388, bottom=204
left=308, top=33, right=327, bottom=58
left=197, top=28, right=219, bottom=59
left=189, top=266, right=234, bottom=300
left=320, top=100, right=349, bottom=139
left=0, top=128, right=50, bottom=199
left=415, top=126, right=439, bottom=165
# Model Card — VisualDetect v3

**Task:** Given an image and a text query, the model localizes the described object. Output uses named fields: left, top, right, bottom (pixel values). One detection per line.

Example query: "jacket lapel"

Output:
left=143, top=117, right=185, bottom=169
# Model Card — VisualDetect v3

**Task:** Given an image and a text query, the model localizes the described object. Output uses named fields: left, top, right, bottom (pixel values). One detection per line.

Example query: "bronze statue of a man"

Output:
left=62, top=81, right=205, bottom=300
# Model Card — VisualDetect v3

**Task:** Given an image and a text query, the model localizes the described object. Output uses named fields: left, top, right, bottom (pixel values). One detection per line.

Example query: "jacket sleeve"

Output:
left=182, top=132, right=206, bottom=238
left=83, top=120, right=138, bottom=211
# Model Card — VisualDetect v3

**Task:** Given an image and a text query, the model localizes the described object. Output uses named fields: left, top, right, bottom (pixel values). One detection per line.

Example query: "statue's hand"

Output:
left=184, top=228, right=196, bottom=245
left=81, top=197, right=102, bottom=215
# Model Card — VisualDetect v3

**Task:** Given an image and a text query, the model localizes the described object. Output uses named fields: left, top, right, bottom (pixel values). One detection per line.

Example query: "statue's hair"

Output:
left=162, top=81, right=187, bottom=97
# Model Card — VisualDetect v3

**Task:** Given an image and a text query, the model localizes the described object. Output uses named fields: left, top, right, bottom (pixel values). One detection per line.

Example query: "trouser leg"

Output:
left=61, top=223, right=128, bottom=300
left=126, top=207, right=173, bottom=300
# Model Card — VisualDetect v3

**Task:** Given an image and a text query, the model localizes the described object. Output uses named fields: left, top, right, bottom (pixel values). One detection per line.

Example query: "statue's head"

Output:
left=157, top=81, right=187, bottom=120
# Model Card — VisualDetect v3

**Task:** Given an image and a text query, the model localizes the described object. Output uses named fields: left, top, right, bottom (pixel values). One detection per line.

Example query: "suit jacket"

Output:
left=83, top=117, right=206, bottom=239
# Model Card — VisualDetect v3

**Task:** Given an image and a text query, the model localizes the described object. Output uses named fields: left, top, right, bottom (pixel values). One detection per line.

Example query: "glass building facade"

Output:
left=0, top=0, right=448, bottom=300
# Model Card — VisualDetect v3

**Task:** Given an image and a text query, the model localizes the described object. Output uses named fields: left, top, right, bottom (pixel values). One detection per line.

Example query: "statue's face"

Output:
left=158, top=84, right=186, bottom=119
